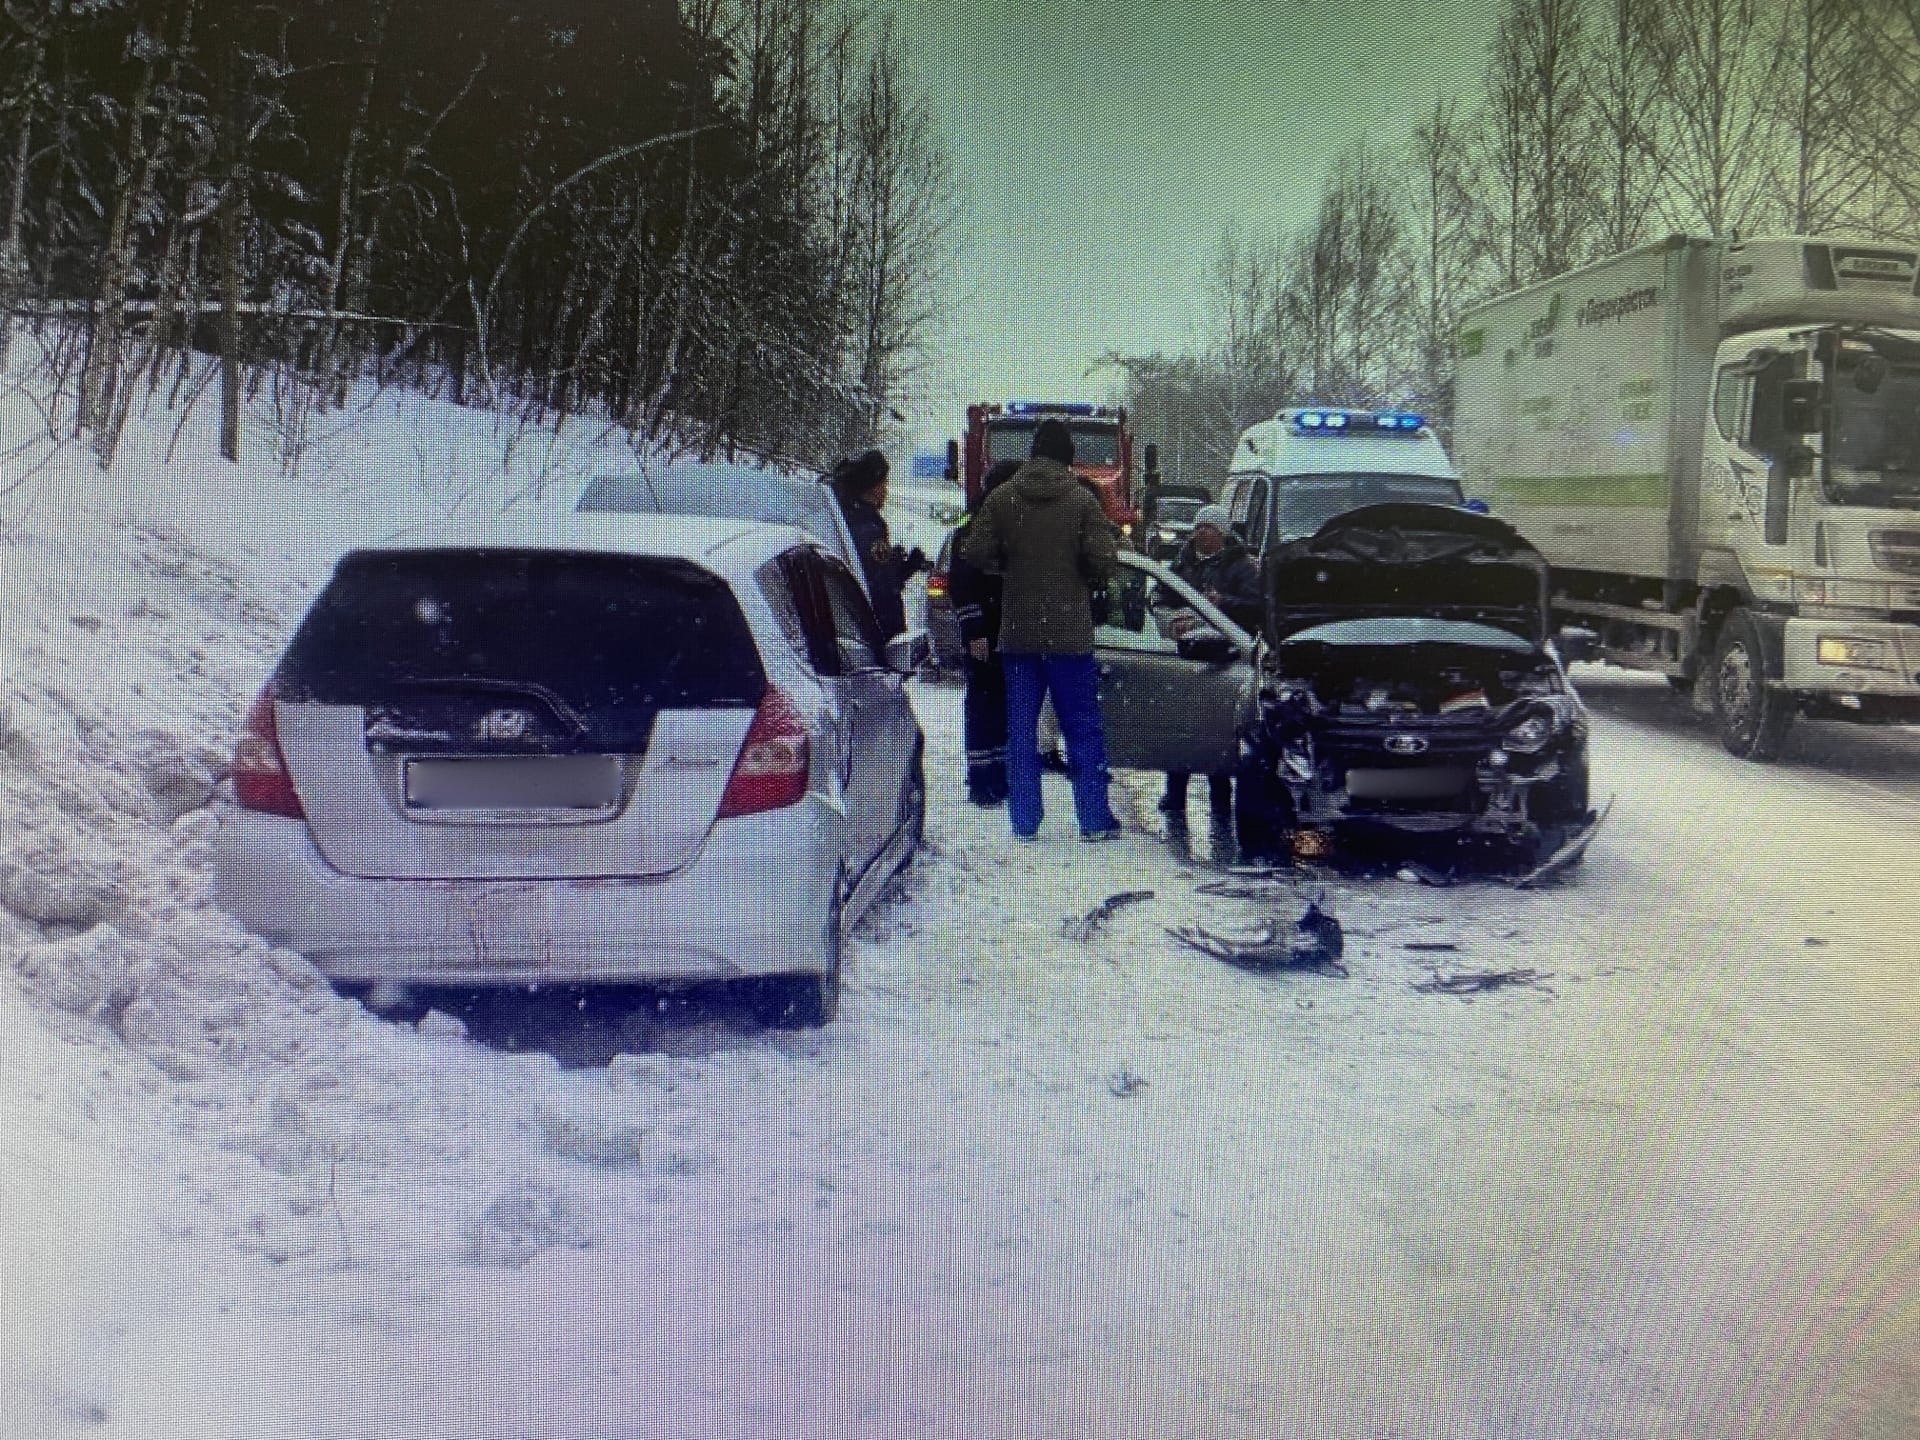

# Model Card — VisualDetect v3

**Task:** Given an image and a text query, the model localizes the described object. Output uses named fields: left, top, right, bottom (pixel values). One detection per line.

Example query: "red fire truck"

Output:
left=948, top=400, right=1138, bottom=531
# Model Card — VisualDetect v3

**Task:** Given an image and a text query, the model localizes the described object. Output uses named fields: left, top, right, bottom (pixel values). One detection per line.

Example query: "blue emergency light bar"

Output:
left=1290, top=408, right=1426, bottom=433
left=1005, top=400, right=1105, bottom=417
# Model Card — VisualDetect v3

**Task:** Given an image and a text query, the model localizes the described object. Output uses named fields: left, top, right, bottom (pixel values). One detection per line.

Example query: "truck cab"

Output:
left=1701, top=319, right=1920, bottom=726
left=959, top=400, right=1136, bottom=531
left=1222, top=408, right=1465, bottom=561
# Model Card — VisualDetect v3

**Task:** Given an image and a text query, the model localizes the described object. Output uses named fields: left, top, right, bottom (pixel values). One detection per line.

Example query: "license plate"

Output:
left=1345, top=767, right=1471, bottom=800
left=405, top=755, right=620, bottom=811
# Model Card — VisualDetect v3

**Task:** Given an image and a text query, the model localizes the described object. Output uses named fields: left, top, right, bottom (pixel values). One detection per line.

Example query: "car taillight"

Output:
left=926, top=572, right=949, bottom=599
left=231, top=690, right=306, bottom=818
left=717, top=687, right=810, bottom=819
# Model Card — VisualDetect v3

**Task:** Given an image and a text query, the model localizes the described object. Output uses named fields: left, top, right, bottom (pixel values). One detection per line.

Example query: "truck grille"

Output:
left=1870, top=530, right=1920, bottom=575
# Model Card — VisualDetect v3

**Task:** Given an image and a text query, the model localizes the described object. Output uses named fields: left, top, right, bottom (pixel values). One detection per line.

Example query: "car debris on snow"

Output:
left=1060, top=890, right=1156, bottom=942
left=1410, top=968, right=1556, bottom=997
left=1402, top=940, right=1461, bottom=953
left=1167, top=901, right=1346, bottom=976
left=1107, top=1067, right=1149, bottom=1098
left=1195, top=877, right=1293, bottom=900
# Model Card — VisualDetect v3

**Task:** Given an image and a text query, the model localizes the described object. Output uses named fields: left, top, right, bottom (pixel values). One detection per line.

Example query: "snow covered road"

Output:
left=4, top=383, right=1917, bottom=1440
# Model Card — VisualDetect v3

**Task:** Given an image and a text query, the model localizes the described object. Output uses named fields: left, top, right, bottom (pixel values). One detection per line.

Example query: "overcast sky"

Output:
left=890, top=0, right=1502, bottom=444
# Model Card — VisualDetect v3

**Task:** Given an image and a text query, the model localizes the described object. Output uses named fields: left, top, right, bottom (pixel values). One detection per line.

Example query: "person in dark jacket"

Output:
left=1160, top=505, right=1261, bottom=820
left=963, top=419, right=1122, bottom=842
left=827, top=448, right=926, bottom=639
left=949, top=459, right=1021, bottom=805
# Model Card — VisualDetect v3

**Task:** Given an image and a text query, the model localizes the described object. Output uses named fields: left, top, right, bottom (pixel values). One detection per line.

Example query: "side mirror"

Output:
left=944, top=438, right=960, bottom=484
left=1780, top=378, right=1823, bottom=435
left=1144, top=442, right=1161, bottom=484
left=885, top=630, right=930, bottom=675
left=1854, top=355, right=1888, bottom=394
left=1556, top=626, right=1599, bottom=665
left=1176, top=626, right=1239, bottom=665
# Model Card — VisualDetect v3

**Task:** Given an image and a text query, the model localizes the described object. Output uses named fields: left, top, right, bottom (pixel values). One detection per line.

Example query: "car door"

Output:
left=1094, top=553, right=1254, bottom=775
left=817, top=556, right=911, bottom=867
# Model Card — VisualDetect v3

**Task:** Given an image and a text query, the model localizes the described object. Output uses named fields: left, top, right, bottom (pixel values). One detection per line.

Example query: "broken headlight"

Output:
left=1503, top=710, right=1556, bottom=754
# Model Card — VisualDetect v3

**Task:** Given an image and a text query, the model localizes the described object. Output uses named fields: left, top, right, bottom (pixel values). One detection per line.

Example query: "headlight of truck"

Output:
left=1816, top=635, right=1891, bottom=669
left=1503, top=713, right=1556, bottom=754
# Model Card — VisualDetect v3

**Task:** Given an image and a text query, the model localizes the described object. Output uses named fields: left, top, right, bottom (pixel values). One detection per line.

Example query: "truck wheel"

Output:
left=1710, top=608, right=1793, bottom=761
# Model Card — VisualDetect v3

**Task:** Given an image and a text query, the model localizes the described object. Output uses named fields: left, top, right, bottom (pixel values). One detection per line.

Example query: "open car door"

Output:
left=1093, top=552, right=1255, bottom=775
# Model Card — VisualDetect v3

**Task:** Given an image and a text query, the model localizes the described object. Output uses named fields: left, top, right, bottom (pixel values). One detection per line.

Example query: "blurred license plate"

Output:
left=405, top=756, right=619, bottom=810
left=1345, top=767, right=1470, bottom=800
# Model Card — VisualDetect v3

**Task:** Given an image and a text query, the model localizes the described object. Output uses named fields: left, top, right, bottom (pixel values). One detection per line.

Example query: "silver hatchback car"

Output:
left=214, top=515, right=926, bottom=1027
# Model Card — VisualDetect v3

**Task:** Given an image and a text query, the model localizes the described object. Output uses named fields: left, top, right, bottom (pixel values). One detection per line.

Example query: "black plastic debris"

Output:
left=1402, top=941, right=1460, bottom=953
left=1061, top=890, right=1155, bottom=942
left=1411, top=967, right=1555, bottom=997
left=1167, top=900, right=1347, bottom=977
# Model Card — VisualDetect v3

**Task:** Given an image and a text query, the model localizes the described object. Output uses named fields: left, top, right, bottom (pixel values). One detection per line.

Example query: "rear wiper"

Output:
left=393, top=676, right=588, bottom=736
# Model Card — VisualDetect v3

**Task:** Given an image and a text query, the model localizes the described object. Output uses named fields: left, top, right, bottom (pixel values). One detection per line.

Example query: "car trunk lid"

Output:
left=270, top=548, right=765, bottom=879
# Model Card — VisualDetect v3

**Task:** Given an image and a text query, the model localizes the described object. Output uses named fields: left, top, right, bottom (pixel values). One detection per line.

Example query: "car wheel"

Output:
left=755, top=870, right=844, bottom=1029
left=1233, top=746, right=1294, bottom=861
left=1710, top=608, right=1793, bottom=760
left=1532, top=753, right=1590, bottom=828
left=1528, top=753, right=1591, bottom=864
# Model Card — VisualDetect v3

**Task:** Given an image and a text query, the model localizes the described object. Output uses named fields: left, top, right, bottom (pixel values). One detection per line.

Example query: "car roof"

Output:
left=362, top=512, right=815, bottom=581
left=575, top=460, right=870, bottom=593
left=578, top=461, right=837, bottom=530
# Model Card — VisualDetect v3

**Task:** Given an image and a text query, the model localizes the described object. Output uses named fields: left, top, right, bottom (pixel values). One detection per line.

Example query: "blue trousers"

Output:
left=1002, top=652, right=1116, bottom=838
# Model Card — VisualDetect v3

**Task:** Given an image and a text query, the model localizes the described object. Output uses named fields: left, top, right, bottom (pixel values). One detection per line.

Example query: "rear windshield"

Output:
left=1270, top=474, right=1464, bottom=541
left=1156, top=498, right=1205, bottom=523
left=276, top=550, right=763, bottom=748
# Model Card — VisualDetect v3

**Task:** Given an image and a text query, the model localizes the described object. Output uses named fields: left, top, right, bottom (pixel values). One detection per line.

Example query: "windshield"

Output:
left=1270, top=473, right=1466, bottom=540
left=986, top=420, right=1121, bottom=466
left=1156, top=498, right=1205, bottom=523
left=1829, top=352, right=1920, bottom=510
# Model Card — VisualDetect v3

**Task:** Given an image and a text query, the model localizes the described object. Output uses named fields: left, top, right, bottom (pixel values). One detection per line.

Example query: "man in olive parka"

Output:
left=962, top=418, right=1121, bottom=841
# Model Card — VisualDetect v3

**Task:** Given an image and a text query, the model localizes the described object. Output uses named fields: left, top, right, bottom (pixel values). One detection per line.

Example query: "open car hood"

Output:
left=1263, top=502, right=1551, bottom=645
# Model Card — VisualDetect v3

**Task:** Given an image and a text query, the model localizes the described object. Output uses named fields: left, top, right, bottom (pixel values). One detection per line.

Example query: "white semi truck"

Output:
left=1453, top=234, right=1920, bottom=758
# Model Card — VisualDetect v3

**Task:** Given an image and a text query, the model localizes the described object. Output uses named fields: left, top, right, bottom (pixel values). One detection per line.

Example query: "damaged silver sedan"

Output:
left=1229, top=504, right=1597, bottom=862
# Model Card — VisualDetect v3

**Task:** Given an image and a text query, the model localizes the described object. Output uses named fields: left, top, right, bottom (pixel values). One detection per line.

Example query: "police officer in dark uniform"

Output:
left=827, top=448, right=926, bottom=639
left=949, top=459, right=1021, bottom=804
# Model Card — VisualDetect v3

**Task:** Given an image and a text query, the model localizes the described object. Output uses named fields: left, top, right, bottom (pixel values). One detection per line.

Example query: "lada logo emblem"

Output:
left=477, top=708, right=535, bottom=741
left=1384, top=733, right=1429, bottom=755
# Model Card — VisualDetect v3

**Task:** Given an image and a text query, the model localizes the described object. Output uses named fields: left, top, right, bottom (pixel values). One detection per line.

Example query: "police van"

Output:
left=1222, top=408, right=1466, bottom=559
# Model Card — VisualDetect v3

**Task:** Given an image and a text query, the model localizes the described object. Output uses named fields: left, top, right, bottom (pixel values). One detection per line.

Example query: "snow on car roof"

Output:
left=367, top=511, right=816, bottom=578
left=578, top=460, right=840, bottom=533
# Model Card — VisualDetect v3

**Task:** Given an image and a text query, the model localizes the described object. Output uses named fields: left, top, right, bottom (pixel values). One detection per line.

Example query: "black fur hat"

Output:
left=830, top=448, right=889, bottom=495
left=1030, top=418, right=1074, bottom=466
